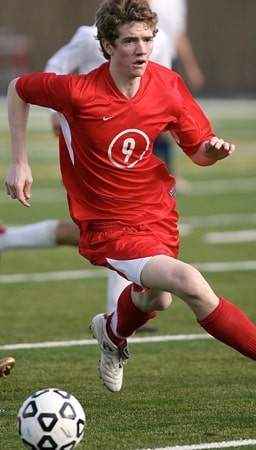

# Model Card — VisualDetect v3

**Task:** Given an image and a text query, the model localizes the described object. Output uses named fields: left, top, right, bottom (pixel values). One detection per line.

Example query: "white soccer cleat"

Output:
left=90, top=313, right=129, bottom=392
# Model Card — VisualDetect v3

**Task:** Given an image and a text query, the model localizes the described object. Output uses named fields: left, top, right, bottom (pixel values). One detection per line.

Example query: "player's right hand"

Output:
left=5, top=163, right=33, bottom=207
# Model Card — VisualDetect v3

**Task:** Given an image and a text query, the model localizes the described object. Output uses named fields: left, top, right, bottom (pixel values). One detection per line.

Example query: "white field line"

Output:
left=180, top=213, right=256, bottom=227
left=188, top=178, right=256, bottom=196
left=0, top=260, right=256, bottom=285
left=0, top=333, right=212, bottom=351
left=205, top=230, right=256, bottom=243
left=137, top=439, right=256, bottom=450
left=0, top=269, right=107, bottom=284
left=198, top=98, right=256, bottom=120
left=195, top=260, right=256, bottom=272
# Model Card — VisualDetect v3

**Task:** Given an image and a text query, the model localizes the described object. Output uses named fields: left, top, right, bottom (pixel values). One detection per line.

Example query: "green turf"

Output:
left=1, top=102, right=256, bottom=449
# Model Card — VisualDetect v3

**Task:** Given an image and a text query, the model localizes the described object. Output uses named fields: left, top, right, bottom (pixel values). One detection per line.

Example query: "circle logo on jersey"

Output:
left=108, top=129, right=150, bottom=168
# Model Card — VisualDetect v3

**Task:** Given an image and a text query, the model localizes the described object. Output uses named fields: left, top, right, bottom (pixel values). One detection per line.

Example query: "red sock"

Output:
left=107, top=284, right=157, bottom=345
left=198, top=296, right=256, bottom=360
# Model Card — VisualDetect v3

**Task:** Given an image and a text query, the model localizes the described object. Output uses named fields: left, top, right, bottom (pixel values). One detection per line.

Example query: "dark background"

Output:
left=0, top=0, right=255, bottom=96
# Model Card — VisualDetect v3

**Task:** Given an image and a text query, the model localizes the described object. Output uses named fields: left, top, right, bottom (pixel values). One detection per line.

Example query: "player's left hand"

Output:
left=204, top=137, right=235, bottom=161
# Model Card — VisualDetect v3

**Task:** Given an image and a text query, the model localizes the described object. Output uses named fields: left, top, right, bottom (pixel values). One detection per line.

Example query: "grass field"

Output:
left=0, top=98, right=256, bottom=449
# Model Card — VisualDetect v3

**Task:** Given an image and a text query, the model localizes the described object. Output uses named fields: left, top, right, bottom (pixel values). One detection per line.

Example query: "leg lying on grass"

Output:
left=0, top=220, right=78, bottom=249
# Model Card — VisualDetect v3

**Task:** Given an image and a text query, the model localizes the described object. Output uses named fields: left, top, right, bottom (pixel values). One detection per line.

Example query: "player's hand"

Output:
left=203, top=137, right=235, bottom=161
left=191, top=137, right=235, bottom=166
left=5, top=163, right=33, bottom=207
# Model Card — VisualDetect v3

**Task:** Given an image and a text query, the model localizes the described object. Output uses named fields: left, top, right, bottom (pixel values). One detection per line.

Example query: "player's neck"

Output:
left=109, top=67, right=141, bottom=99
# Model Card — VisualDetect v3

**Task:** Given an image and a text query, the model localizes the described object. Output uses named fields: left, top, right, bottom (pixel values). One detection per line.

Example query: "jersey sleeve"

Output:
left=166, top=73, right=215, bottom=156
left=16, top=72, right=76, bottom=116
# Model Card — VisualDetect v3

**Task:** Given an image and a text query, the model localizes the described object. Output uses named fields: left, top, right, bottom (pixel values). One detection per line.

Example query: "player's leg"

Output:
left=91, top=253, right=256, bottom=392
left=0, top=356, right=16, bottom=377
left=106, top=269, right=158, bottom=332
left=90, top=282, right=167, bottom=392
left=54, top=221, right=79, bottom=245
left=90, top=255, right=171, bottom=391
left=0, top=220, right=79, bottom=250
left=106, top=269, right=131, bottom=313
left=139, top=255, right=256, bottom=360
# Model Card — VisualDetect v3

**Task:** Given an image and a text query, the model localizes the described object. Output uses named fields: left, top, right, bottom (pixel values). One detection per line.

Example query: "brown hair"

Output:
left=95, top=0, right=158, bottom=60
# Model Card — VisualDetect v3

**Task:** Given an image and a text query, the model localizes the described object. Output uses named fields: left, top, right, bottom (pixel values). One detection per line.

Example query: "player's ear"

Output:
left=102, top=39, right=113, bottom=57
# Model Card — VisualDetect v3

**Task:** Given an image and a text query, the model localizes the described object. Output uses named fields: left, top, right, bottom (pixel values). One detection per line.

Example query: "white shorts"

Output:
left=106, top=256, right=152, bottom=287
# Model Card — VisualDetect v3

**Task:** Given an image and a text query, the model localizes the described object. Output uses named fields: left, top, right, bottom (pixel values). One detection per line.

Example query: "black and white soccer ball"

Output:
left=17, top=388, right=86, bottom=450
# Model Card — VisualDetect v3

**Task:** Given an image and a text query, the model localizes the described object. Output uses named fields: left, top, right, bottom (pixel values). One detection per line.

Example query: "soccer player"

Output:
left=6, top=0, right=256, bottom=395
left=0, top=357, right=15, bottom=377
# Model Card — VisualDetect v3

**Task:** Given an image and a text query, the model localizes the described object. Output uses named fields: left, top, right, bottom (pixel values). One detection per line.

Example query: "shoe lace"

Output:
left=102, top=340, right=129, bottom=368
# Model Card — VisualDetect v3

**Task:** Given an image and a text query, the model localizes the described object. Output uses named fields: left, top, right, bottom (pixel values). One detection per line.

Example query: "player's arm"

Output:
left=190, top=137, right=235, bottom=166
left=5, top=78, right=33, bottom=207
left=176, top=33, right=205, bottom=91
left=44, top=26, right=87, bottom=74
left=169, top=74, right=235, bottom=166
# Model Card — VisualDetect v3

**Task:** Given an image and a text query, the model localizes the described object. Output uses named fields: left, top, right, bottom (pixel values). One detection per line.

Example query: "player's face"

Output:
left=104, top=22, right=154, bottom=80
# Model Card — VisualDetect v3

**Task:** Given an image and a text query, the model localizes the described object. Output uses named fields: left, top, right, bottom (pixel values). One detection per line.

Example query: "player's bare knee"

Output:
left=132, top=290, right=171, bottom=312
left=154, top=292, right=172, bottom=310
left=145, top=291, right=172, bottom=311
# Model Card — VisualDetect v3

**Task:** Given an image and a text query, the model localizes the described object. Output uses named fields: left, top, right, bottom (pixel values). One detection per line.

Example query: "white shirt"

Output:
left=151, top=0, right=187, bottom=60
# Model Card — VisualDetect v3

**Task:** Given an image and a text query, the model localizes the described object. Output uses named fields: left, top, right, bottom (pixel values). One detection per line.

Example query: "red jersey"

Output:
left=16, top=62, right=214, bottom=231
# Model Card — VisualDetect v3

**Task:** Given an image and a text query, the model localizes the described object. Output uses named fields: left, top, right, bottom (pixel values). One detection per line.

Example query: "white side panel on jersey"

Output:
left=58, top=112, right=74, bottom=164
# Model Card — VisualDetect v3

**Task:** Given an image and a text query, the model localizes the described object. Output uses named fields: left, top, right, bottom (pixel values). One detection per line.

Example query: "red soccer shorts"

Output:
left=79, top=218, right=179, bottom=272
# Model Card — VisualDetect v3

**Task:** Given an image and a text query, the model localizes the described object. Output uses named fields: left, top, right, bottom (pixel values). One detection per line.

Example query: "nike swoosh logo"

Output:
left=103, top=116, right=113, bottom=121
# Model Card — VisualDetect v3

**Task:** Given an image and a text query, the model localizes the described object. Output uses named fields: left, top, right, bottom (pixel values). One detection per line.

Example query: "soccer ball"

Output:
left=17, top=388, right=86, bottom=450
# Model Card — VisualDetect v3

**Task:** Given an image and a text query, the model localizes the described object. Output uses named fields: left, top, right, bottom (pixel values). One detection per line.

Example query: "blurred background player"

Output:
left=152, top=0, right=205, bottom=90
left=0, top=0, right=204, bottom=328
left=151, top=0, right=205, bottom=185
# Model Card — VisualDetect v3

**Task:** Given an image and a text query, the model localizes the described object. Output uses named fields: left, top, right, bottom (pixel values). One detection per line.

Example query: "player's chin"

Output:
left=131, top=64, right=147, bottom=76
